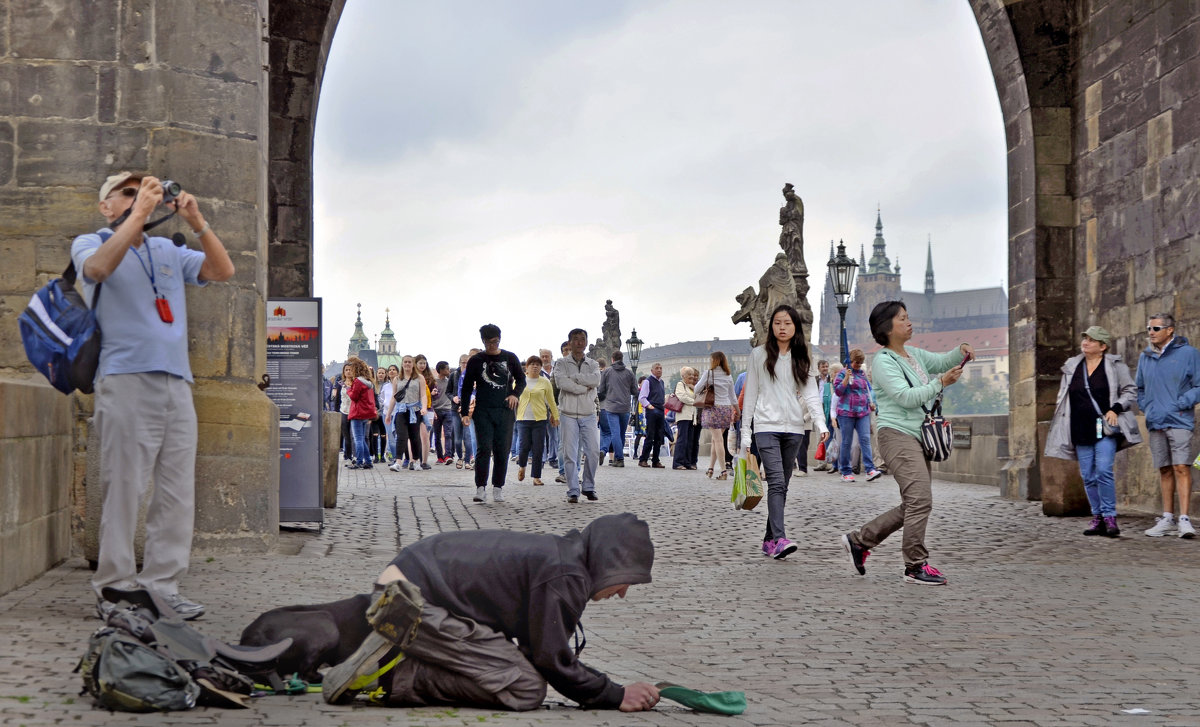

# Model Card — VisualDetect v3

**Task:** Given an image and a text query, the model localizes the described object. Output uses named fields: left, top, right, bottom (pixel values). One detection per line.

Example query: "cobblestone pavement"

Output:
left=4, top=453, right=1200, bottom=726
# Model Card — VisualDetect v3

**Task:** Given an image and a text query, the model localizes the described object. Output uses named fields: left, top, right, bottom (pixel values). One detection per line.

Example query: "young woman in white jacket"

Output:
left=739, top=305, right=829, bottom=559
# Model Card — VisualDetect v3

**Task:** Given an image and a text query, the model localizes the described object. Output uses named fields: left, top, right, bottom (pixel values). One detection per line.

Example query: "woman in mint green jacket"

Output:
left=839, top=300, right=973, bottom=586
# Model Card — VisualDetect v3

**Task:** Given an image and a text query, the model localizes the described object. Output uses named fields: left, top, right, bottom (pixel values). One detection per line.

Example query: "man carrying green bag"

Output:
left=731, top=453, right=764, bottom=510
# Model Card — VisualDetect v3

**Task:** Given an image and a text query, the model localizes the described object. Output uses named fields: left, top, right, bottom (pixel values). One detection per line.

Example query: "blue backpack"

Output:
left=19, top=231, right=108, bottom=395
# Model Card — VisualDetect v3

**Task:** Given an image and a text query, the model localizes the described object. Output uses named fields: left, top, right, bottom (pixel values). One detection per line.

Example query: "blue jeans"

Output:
left=603, top=410, right=630, bottom=460
left=561, top=413, right=599, bottom=496
left=350, top=418, right=370, bottom=466
left=598, top=410, right=613, bottom=454
left=450, top=410, right=475, bottom=461
left=545, top=423, right=558, bottom=464
left=1077, top=434, right=1119, bottom=517
left=837, top=414, right=875, bottom=475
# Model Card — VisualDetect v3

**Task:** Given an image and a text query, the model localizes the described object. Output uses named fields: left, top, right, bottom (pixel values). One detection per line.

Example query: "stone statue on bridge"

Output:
left=587, top=299, right=622, bottom=363
left=731, top=184, right=814, bottom=347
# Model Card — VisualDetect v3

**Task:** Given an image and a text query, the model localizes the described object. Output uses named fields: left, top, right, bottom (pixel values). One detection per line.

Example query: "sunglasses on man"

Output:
left=1147, top=325, right=1171, bottom=332
left=106, top=187, right=138, bottom=199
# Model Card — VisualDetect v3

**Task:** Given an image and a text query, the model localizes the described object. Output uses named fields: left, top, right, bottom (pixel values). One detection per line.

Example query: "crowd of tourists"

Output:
left=323, top=306, right=1200, bottom=587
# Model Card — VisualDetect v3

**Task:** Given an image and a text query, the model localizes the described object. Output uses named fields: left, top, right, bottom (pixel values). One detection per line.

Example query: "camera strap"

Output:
left=109, top=204, right=176, bottom=232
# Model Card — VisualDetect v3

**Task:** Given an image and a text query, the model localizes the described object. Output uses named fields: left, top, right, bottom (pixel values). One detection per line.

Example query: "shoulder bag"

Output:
left=889, top=352, right=953, bottom=462
left=1081, top=361, right=1118, bottom=438
left=694, top=372, right=716, bottom=409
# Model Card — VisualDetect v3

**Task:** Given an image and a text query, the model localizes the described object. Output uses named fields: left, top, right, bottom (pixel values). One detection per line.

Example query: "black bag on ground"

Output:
left=77, top=627, right=200, bottom=712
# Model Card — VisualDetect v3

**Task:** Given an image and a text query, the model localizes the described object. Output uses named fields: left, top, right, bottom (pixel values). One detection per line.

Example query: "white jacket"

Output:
left=740, top=345, right=827, bottom=443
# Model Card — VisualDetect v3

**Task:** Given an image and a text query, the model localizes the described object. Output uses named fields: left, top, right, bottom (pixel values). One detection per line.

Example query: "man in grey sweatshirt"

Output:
left=597, top=350, right=638, bottom=467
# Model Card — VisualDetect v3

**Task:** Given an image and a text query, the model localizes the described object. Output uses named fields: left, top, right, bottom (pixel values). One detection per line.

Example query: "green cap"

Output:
left=1083, top=325, right=1111, bottom=344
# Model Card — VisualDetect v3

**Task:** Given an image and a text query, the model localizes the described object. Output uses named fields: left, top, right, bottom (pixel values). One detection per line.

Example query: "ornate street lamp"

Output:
left=625, top=329, right=643, bottom=378
left=828, top=239, right=858, bottom=365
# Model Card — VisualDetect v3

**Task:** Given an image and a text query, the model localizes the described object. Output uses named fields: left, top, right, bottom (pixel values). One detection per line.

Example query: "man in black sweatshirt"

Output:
left=459, top=323, right=526, bottom=503
left=323, top=513, right=660, bottom=712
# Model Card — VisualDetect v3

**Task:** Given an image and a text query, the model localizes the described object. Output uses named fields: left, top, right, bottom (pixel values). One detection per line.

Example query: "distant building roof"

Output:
left=903, top=287, right=1008, bottom=321
left=637, top=338, right=753, bottom=362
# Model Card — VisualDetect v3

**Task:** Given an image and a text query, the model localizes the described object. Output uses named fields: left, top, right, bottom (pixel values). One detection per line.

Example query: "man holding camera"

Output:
left=73, top=172, right=235, bottom=620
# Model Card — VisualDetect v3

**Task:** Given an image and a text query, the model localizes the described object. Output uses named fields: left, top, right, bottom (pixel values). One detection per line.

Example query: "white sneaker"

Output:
left=473, top=486, right=487, bottom=503
left=1145, top=515, right=1176, bottom=537
left=493, top=488, right=505, bottom=503
left=388, top=462, right=403, bottom=472
left=1179, top=517, right=1196, bottom=539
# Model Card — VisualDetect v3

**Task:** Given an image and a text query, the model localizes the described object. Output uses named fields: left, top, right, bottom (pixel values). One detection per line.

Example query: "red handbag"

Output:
left=814, top=440, right=827, bottom=461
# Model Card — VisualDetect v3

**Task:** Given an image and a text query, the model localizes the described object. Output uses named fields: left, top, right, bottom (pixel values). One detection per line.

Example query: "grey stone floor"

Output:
left=3, top=453, right=1200, bottom=726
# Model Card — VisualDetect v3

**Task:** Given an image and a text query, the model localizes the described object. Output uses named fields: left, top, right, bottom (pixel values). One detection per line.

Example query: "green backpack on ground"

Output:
left=77, top=627, right=200, bottom=712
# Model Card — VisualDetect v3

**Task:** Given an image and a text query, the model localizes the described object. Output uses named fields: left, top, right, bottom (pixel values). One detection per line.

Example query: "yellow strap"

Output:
left=348, top=652, right=406, bottom=691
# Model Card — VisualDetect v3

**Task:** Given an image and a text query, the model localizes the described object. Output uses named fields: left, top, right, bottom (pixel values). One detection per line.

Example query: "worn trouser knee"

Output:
left=388, top=656, right=546, bottom=711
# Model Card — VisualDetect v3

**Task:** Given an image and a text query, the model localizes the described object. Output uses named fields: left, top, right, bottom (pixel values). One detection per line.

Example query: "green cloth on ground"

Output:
left=655, top=682, right=746, bottom=715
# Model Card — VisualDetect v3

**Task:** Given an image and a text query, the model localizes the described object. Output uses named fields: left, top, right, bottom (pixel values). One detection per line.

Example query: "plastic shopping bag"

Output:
left=814, top=440, right=827, bottom=461
left=731, top=454, right=763, bottom=510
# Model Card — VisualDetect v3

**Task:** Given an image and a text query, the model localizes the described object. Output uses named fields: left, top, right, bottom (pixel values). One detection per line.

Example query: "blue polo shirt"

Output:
left=71, top=229, right=207, bottom=383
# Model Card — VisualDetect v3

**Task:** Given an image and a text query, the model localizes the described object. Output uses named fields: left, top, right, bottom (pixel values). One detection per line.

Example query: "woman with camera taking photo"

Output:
left=839, top=300, right=972, bottom=585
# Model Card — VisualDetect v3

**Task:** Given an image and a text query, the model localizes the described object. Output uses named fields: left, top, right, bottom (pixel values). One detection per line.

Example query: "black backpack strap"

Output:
left=885, top=350, right=932, bottom=415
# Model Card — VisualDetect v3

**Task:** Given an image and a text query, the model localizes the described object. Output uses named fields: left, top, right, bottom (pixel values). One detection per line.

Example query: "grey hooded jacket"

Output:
left=1044, top=353, right=1142, bottom=460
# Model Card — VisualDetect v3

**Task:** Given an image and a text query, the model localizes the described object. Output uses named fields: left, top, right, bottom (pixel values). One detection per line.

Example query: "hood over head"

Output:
left=578, top=513, right=653, bottom=595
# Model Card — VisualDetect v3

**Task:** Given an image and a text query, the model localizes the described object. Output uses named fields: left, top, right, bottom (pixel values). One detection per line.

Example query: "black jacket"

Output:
left=388, top=513, right=654, bottom=709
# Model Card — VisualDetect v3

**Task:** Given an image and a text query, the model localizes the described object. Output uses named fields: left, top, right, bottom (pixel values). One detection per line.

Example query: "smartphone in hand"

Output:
left=960, top=353, right=972, bottom=368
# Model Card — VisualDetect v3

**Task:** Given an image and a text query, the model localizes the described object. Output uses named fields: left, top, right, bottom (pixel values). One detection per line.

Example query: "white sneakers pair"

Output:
left=473, top=486, right=504, bottom=503
left=1144, top=515, right=1196, bottom=538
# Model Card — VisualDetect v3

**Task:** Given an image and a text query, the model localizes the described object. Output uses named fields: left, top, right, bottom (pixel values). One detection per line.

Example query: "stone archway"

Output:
left=4, top=0, right=1200, bottom=595
left=970, top=0, right=1200, bottom=516
left=267, top=0, right=347, bottom=298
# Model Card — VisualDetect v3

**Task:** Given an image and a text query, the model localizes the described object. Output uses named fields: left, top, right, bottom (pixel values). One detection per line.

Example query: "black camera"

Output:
left=160, top=180, right=182, bottom=204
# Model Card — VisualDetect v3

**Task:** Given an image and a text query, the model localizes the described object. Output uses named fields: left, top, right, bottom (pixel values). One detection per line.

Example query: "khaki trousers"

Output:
left=853, top=427, right=933, bottom=567
left=386, top=602, right=547, bottom=711
left=92, top=373, right=197, bottom=598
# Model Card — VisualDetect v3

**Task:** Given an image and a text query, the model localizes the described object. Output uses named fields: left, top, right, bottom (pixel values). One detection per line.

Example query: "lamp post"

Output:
left=828, top=239, right=859, bottom=365
left=625, top=329, right=643, bottom=379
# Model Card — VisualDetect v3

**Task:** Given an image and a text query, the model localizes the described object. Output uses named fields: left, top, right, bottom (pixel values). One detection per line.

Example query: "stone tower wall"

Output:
left=972, top=0, right=1200, bottom=515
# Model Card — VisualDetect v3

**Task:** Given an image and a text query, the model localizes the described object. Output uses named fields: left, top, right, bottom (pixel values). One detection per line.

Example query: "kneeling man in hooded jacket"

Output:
left=323, top=512, right=660, bottom=712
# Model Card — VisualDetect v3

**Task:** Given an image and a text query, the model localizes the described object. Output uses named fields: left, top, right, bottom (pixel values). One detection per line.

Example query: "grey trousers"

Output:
left=561, top=413, right=599, bottom=496
left=853, top=428, right=932, bottom=567
left=92, top=373, right=198, bottom=598
left=755, top=431, right=804, bottom=542
left=387, top=601, right=547, bottom=711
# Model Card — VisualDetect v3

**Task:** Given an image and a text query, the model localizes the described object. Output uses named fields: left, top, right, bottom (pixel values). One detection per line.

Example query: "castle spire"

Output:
left=867, top=207, right=892, bottom=274
left=348, top=302, right=370, bottom=357
left=924, top=235, right=936, bottom=296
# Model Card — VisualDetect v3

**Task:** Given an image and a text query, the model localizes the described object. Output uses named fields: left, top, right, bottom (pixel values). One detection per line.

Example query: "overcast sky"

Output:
left=313, top=0, right=1006, bottom=366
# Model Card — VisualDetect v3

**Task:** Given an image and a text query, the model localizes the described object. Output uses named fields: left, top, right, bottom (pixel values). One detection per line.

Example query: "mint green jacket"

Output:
left=871, top=346, right=963, bottom=439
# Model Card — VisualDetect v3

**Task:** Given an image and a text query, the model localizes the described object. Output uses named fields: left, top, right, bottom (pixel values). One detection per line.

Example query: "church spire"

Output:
left=828, top=239, right=835, bottom=261
left=866, top=206, right=892, bottom=275
left=924, top=235, right=936, bottom=296
left=859, top=243, right=867, bottom=269
left=348, top=302, right=369, bottom=357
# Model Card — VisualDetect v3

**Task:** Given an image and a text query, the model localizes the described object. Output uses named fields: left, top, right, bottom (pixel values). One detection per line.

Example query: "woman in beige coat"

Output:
left=672, top=367, right=700, bottom=470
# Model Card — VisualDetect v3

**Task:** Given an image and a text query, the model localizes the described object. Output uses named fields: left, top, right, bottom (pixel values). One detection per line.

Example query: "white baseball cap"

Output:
left=98, top=171, right=143, bottom=201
